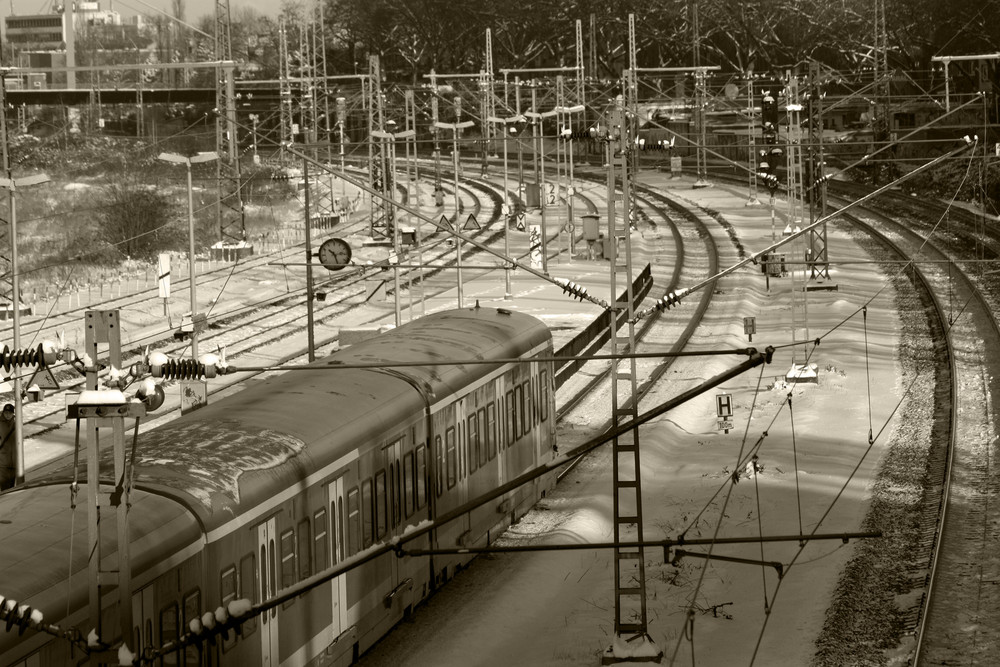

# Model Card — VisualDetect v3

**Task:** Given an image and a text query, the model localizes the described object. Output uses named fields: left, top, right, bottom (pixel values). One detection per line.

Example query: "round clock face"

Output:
left=318, top=237, right=352, bottom=271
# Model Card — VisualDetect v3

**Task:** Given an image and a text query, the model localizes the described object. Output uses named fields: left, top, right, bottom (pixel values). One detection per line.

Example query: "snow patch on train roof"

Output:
left=136, top=421, right=305, bottom=510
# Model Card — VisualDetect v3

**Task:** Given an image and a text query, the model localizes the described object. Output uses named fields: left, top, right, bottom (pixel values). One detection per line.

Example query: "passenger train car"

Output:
left=0, top=305, right=558, bottom=666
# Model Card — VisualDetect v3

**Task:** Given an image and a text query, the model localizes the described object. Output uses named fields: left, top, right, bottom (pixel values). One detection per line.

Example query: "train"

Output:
left=0, top=305, right=559, bottom=666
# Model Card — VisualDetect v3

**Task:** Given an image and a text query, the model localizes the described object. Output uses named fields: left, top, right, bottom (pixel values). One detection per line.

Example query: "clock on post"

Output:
left=317, top=238, right=352, bottom=271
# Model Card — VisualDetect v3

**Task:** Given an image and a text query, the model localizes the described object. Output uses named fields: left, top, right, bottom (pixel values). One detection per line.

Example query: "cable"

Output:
left=863, top=305, right=873, bottom=444
left=788, top=393, right=803, bottom=536
left=747, top=369, right=925, bottom=665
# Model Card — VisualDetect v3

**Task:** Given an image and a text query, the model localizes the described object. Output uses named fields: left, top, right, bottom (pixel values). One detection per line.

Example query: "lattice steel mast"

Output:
left=215, top=0, right=246, bottom=246
left=603, top=13, right=660, bottom=665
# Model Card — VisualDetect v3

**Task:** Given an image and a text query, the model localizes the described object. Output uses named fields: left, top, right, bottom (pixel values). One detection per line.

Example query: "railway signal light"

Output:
left=757, top=146, right=783, bottom=194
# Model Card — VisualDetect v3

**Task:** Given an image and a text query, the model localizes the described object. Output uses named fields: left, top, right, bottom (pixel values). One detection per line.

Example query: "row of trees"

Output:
left=184, top=0, right=999, bottom=83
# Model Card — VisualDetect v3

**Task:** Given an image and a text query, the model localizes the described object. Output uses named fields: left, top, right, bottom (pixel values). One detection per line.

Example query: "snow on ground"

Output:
left=357, top=177, right=905, bottom=666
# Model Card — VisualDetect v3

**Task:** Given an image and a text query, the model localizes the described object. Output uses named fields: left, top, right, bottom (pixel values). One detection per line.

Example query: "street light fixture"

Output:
left=0, top=172, right=49, bottom=486
left=371, top=127, right=416, bottom=326
left=486, top=113, right=525, bottom=299
left=157, top=151, right=219, bottom=360
left=433, top=120, right=475, bottom=308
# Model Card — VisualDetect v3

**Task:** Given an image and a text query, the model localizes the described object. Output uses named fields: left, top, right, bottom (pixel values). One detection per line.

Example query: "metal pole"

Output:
left=391, top=138, right=402, bottom=326
left=502, top=125, right=512, bottom=299
left=452, top=129, right=463, bottom=308
left=8, top=189, right=23, bottom=484
left=304, top=158, right=316, bottom=361
left=185, top=161, right=199, bottom=360
left=567, top=135, right=575, bottom=256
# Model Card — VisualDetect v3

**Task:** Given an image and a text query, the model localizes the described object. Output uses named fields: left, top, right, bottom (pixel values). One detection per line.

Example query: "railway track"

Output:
left=828, top=191, right=1000, bottom=664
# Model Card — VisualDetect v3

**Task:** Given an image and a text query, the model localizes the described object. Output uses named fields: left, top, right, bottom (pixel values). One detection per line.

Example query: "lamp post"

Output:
left=157, top=151, right=219, bottom=360
left=0, top=172, right=49, bottom=486
left=434, top=120, right=475, bottom=308
left=371, top=126, right=416, bottom=326
left=486, top=114, right=524, bottom=299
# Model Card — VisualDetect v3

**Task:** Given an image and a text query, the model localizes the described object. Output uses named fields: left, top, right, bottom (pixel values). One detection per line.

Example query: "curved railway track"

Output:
left=668, top=170, right=999, bottom=663
left=830, top=193, right=1000, bottom=664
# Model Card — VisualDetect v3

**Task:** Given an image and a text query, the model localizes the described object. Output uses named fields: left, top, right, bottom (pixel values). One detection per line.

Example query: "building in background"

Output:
left=3, top=1, right=150, bottom=88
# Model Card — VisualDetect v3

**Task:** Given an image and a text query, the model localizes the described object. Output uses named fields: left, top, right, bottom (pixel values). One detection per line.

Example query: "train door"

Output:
left=130, top=586, right=154, bottom=659
left=496, top=377, right=508, bottom=485
left=257, top=517, right=280, bottom=667
left=327, top=477, right=349, bottom=635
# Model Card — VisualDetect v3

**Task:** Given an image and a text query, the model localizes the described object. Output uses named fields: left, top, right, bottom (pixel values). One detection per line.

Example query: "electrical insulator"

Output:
left=654, top=288, right=688, bottom=312
left=198, top=353, right=225, bottom=379
left=135, top=378, right=166, bottom=411
left=147, top=351, right=228, bottom=381
left=148, top=351, right=169, bottom=377
left=0, top=598, right=36, bottom=636
left=151, top=358, right=209, bottom=380
left=0, top=344, right=56, bottom=371
left=555, top=278, right=589, bottom=301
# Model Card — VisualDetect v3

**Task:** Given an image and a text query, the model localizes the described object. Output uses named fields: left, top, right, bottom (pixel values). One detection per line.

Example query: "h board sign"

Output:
left=716, top=393, right=733, bottom=419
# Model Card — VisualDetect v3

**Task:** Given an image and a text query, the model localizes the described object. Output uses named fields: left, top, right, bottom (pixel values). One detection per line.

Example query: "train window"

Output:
left=159, top=602, right=180, bottom=666
left=445, top=427, right=457, bottom=489
left=280, top=529, right=297, bottom=595
left=468, top=414, right=480, bottom=473
left=297, top=518, right=312, bottom=580
left=239, top=553, right=257, bottom=636
left=403, top=453, right=415, bottom=518
left=361, top=480, right=374, bottom=548
left=220, top=565, right=237, bottom=604
left=434, top=435, right=443, bottom=497
left=375, top=471, right=388, bottom=540
left=347, top=488, right=360, bottom=556
left=394, top=460, right=402, bottom=526
left=220, top=565, right=237, bottom=653
left=485, top=405, right=496, bottom=460
left=389, top=462, right=398, bottom=528
left=458, top=419, right=465, bottom=479
left=416, top=444, right=428, bottom=509
left=314, top=508, right=329, bottom=571
left=336, top=497, right=345, bottom=562
left=182, top=590, right=202, bottom=665
left=522, top=380, right=532, bottom=434
left=505, top=389, right=516, bottom=447
left=540, top=370, right=550, bottom=422
left=513, top=384, right=523, bottom=439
